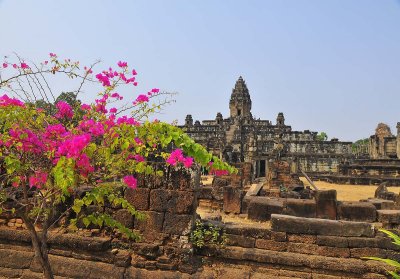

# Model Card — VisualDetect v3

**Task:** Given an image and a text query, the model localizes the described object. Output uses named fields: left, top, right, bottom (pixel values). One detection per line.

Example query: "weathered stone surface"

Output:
left=284, top=198, right=316, bottom=218
left=0, top=227, right=31, bottom=244
left=112, top=209, right=134, bottom=229
left=265, top=232, right=284, bottom=244
left=337, top=202, right=377, bottom=222
left=287, top=234, right=316, bottom=244
left=315, top=190, right=337, bottom=220
left=247, top=198, right=283, bottom=221
left=316, top=236, right=348, bottom=248
left=225, top=234, right=255, bottom=248
left=255, top=239, right=287, bottom=251
left=125, top=188, right=150, bottom=211
left=246, top=182, right=263, bottom=197
left=316, top=246, right=350, bottom=258
left=350, top=247, right=388, bottom=259
left=163, top=213, right=193, bottom=235
left=49, top=233, right=111, bottom=252
left=377, top=209, right=400, bottom=224
left=131, top=243, right=162, bottom=260
left=240, top=196, right=252, bottom=213
left=0, top=267, right=24, bottom=278
left=198, top=186, right=213, bottom=200
left=308, top=255, right=367, bottom=274
left=271, top=214, right=375, bottom=237
left=224, top=223, right=272, bottom=239
left=223, top=186, right=242, bottom=214
left=149, top=189, right=172, bottom=212
left=174, top=191, right=196, bottom=214
left=134, top=211, right=164, bottom=233
left=31, top=254, right=125, bottom=279
left=0, top=248, right=34, bottom=269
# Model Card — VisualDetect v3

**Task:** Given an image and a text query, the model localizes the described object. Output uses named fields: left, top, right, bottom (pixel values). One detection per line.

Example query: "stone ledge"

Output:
left=271, top=214, right=375, bottom=237
left=215, top=246, right=390, bottom=276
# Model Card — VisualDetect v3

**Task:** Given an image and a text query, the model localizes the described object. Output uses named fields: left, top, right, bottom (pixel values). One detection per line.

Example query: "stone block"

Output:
left=315, top=190, right=337, bottom=220
left=198, top=186, right=213, bottom=200
left=112, top=209, right=134, bottom=229
left=337, top=202, right=377, bottom=222
left=134, top=211, right=164, bottom=233
left=174, top=191, right=196, bottom=214
left=364, top=198, right=396, bottom=210
left=316, top=246, right=350, bottom=258
left=125, top=188, right=150, bottom=211
left=351, top=247, right=388, bottom=259
left=149, top=189, right=172, bottom=212
left=31, top=254, right=125, bottom=279
left=247, top=198, right=284, bottom=221
left=316, top=236, right=348, bottom=248
left=271, top=214, right=375, bottom=237
left=163, top=213, right=193, bottom=235
left=223, top=186, right=242, bottom=214
left=287, top=242, right=319, bottom=255
left=0, top=249, right=34, bottom=269
left=377, top=210, right=400, bottom=224
left=284, top=198, right=316, bottom=218
left=224, top=223, right=272, bottom=239
left=241, top=196, right=252, bottom=213
left=225, top=234, right=255, bottom=248
left=287, top=234, right=316, bottom=244
left=255, top=239, right=287, bottom=251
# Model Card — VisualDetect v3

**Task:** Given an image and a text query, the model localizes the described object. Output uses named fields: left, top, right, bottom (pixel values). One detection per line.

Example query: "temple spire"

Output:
left=229, top=76, right=252, bottom=119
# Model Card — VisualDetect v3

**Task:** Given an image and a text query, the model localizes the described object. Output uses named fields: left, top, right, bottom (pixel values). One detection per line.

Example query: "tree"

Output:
left=316, top=132, right=328, bottom=141
left=0, top=54, right=235, bottom=278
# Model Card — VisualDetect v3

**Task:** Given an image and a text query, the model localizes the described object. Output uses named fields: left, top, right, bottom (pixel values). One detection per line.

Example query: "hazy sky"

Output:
left=0, top=0, right=399, bottom=141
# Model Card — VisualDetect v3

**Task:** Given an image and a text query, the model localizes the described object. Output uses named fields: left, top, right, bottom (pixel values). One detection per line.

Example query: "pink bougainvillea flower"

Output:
left=151, top=88, right=159, bottom=93
left=20, top=62, right=29, bottom=69
left=49, top=53, right=57, bottom=57
left=12, top=64, right=18, bottom=69
left=123, top=175, right=137, bottom=189
left=109, top=108, right=117, bottom=114
left=117, top=61, right=128, bottom=68
left=95, top=73, right=111, bottom=87
left=29, top=171, right=48, bottom=188
left=111, top=92, right=120, bottom=99
left=2, top=63, right=8, bottom=68
left=55, top=101, right=73, bottom=119
left=117, top=116, right=139, bottom=126
left=132, top=69, right=137, bottom=75
left=134, top=137, right=143, bottom=145
left=56, top=134, right=91, bottom=158
left=0, top=94, right=25, bottom=107
left=135, top=94, right=149, bottom=104
left=166, top=149, right=194, bottom=168
left=81, top=104, right=91, bottom=110
left=133, top=154, right=145, bottom=162
left=183, top=157, right=194, bottom=168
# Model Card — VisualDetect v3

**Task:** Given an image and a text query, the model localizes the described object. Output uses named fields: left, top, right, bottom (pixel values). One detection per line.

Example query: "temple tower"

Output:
left=229, top=76, right=252, bottom=119
left=276, top=112, right=285, bottom=127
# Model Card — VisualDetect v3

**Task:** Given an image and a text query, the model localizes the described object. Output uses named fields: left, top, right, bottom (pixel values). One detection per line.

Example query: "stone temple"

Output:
left=180, top=76, right=353, bottom=178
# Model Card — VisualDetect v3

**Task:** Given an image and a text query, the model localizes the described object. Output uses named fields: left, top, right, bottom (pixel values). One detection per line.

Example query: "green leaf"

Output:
left=82, top=217, right=90, bottom=228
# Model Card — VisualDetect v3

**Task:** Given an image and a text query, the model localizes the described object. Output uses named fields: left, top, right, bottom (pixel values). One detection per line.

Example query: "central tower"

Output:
left=229, top=76, right=252, bottom=119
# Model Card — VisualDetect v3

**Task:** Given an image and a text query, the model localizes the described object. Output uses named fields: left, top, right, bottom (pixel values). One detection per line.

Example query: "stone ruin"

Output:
left=179, top=76, right=354, bottom=180
left=1, top=162, right=400, bottom=278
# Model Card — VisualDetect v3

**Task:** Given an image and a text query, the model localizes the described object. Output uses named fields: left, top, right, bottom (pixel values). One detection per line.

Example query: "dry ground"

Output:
left=301, top=177, right=399, bottom=201
left=200, top=175, right=400, bottom=202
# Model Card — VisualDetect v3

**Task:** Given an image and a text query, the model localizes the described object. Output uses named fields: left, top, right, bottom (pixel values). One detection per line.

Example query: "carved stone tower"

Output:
left=229, top=76, right=252, bottom=119
left=185, top=114, right=193, bottom=127
left=276, top=112, right=285, bottom=127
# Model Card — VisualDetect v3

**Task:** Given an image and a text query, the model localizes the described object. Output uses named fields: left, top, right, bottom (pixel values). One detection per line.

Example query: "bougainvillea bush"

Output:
left=0, top=53, right=235, bottom=278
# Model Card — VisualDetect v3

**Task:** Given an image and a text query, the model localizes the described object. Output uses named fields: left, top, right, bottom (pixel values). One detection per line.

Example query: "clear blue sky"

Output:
left=1, top=0, right=399, bottom=141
